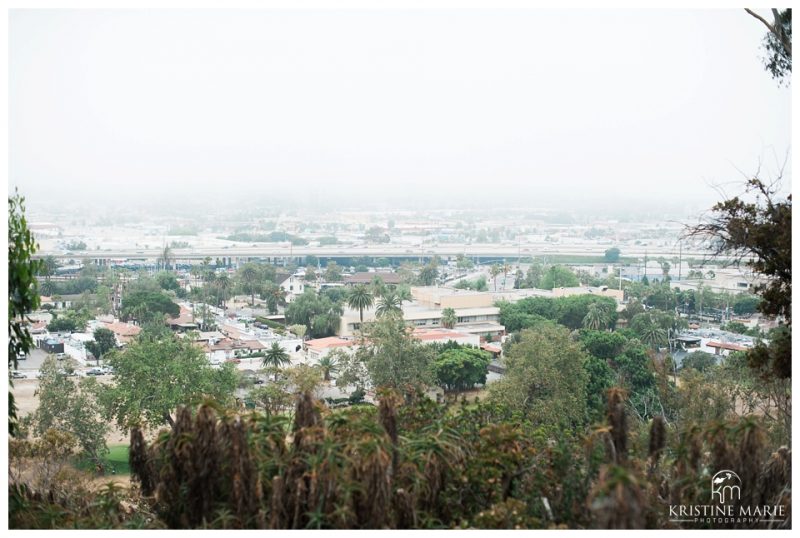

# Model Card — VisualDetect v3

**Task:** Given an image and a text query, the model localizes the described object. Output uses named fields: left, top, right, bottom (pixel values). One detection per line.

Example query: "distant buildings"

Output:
left=338, top=286, right=505, bottom=340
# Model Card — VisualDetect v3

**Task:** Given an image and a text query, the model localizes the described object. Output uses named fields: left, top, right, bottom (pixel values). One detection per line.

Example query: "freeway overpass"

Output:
left=34, top=243, right=715, bottom=265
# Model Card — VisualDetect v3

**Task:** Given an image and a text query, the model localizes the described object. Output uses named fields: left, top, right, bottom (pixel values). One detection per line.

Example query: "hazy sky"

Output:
left=9, top=9, right=792, bottom=210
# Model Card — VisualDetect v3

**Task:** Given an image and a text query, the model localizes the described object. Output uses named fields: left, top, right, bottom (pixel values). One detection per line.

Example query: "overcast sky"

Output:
left=9, top=9, right=792, bottom=211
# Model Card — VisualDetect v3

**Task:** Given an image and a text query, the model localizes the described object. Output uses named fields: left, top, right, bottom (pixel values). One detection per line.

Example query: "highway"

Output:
left=34, top=243, right=713, bottom=262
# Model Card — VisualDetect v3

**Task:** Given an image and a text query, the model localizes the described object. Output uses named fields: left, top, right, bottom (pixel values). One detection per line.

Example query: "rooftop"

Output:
left=306, top=336, right=354, bottom=350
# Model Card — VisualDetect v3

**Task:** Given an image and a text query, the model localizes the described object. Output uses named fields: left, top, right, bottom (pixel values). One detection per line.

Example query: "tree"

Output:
left=158, top=245, right=173, bottom=272
left=324, top=261, right=343, bottom=282
left=214, top=273, right=232, bottom=310
left=513, top=269, right=524, bottom=289
left=524, top=262, right=544, bottom=288
left=47, top=309, right=90, bottom=333
left=317, top=354, right=340, bottom=382
left=262, top=342, right=291, bottom=380
left=285, top=290, right=343, bottom=338
left=456, top=254, right=474, bottom=270
left=584, top=355, right=616, bottom=421
left=250, top=382, right=293, bottom=417
left=578, top=330, right=627, bottom=361
left=100, top=333, right=237, bottom=430
left=582, top=303, right=610, bottom=331
left=331, top=348, right=369, bottom=391
left=489, top=264, right=502, bottom=291
left=433, top=347, right=491, bottom=392
left=375, top=290, right=402, bottom=318
left=745, top=8, right=792, bottom=84
left=346, top=284, right=374, bottom=323
left=261, top=282, right=286, bottom=314
left=30, top=356, right=109, bottom=466
left=489, top=325, right=589, bottom=430
left=686, top=178, right=791, bottom=379
left=604, top=247, right=621, bottom=263
left=237, top=263, right=262, bottom=305
left=733, top=294, right=761, bottom=315
left=9, top=192, right=43, bottom=436
left=440, top=307, right=457, bottom=329
left=395, top=285, right=413, bottom=306
left=417, top=262, right=439, bottom=286
left=630, top=313, right=668, bottom=350
left=304, top=265, right=317, bottom=283
left=681, top=351, right=717, bottom=373
left=39, top=255, right=59, bottom=281
left=370, top=275, right=388, bottom=296
left=85, top=327, right=117, bottom=363
left=121, top=290, right=180, bottom=322
left=289, top=324, right=307, bottom=339
left=155, top=271, right=180, bottom=292
left=540, top=265, right=579, bottom=290
left=354, top=316, right=435, bottom=392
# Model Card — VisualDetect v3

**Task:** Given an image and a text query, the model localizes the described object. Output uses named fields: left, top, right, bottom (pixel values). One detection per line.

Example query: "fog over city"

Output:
left=9, top=9, right=791, bottom=216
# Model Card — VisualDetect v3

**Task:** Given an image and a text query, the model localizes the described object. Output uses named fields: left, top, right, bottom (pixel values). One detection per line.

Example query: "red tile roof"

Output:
left=306, top=337, right=353, bottom=350
left=707, top=341, right=748, bottom=351
left=412, top=328, right=468, bottom=342
left=102, top=321, right=142, bottom=337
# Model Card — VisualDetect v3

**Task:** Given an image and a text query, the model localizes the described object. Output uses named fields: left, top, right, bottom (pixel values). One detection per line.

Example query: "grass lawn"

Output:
left=74, top=445, right=130, bottom=476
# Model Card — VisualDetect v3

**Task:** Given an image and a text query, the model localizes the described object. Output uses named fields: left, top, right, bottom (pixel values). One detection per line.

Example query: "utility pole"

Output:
left=678, top=241, right=682, bottom=281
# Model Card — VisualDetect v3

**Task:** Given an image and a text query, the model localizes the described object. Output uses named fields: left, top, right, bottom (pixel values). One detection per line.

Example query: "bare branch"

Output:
left=745, top=8, right=778, bottom=35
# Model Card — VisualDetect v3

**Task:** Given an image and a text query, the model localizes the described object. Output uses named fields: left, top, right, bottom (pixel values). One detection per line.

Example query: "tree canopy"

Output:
left=490, top=325, right=589, bottom=431
left=354, top=316, right=435, bottom=392
left=433, top=347, right=491, bottom=392
left=121, top=290, right=180, bottom=322
left=100, top=333, right=237, bottom=430
left=9, top=192, right=43, bottom=435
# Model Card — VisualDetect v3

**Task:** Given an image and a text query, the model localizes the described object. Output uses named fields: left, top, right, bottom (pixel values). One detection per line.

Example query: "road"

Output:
left=34, top=243, right=714, bottom=262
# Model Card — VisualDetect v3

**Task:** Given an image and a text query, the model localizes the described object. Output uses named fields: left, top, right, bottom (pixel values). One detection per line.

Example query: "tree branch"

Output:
left=745, top=8, right=777, bottom=34
left=745, top=8, right=792, bottom=58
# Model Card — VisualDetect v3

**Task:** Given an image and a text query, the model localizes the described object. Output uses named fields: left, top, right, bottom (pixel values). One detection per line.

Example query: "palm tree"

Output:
left=395, top=285, right=412, bottom=307
left=440, top=307, right=457, bottom=329
left=490, top=264, right=502, bottom=291
left=346, top=284, right=374, bottom=323
left=371, top=275, right=387, bottom=297
left=375, top=291, right=402, bottom=318
left=317, top=354, right=339, bottom=382
left=501, top=261, right=511, bottom=289
left=640, top=324, right=668, bottom=350
left=215, top=273, right=232, bottom=311
left=262, top=342, right=291, bottom=380
left=239, top=264, right=261, bottom=306
left=582, top=303, right=610, bottom=331
left=262, top=283, right=287, bottom=314
left=159, top=245, right=173, bottom=272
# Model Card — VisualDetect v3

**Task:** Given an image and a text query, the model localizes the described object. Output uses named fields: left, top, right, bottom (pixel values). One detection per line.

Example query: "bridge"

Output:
left=34, top=243, right=715, bottom=266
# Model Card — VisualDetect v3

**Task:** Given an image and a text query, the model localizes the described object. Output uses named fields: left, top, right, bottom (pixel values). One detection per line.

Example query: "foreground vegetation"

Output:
left=8, top=388, right=790, bottom=529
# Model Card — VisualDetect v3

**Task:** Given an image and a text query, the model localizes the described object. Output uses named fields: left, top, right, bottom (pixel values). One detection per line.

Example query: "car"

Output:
left=86, top=368, right=104, bottom=376
left=11, top=371, right=26, bottom=379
